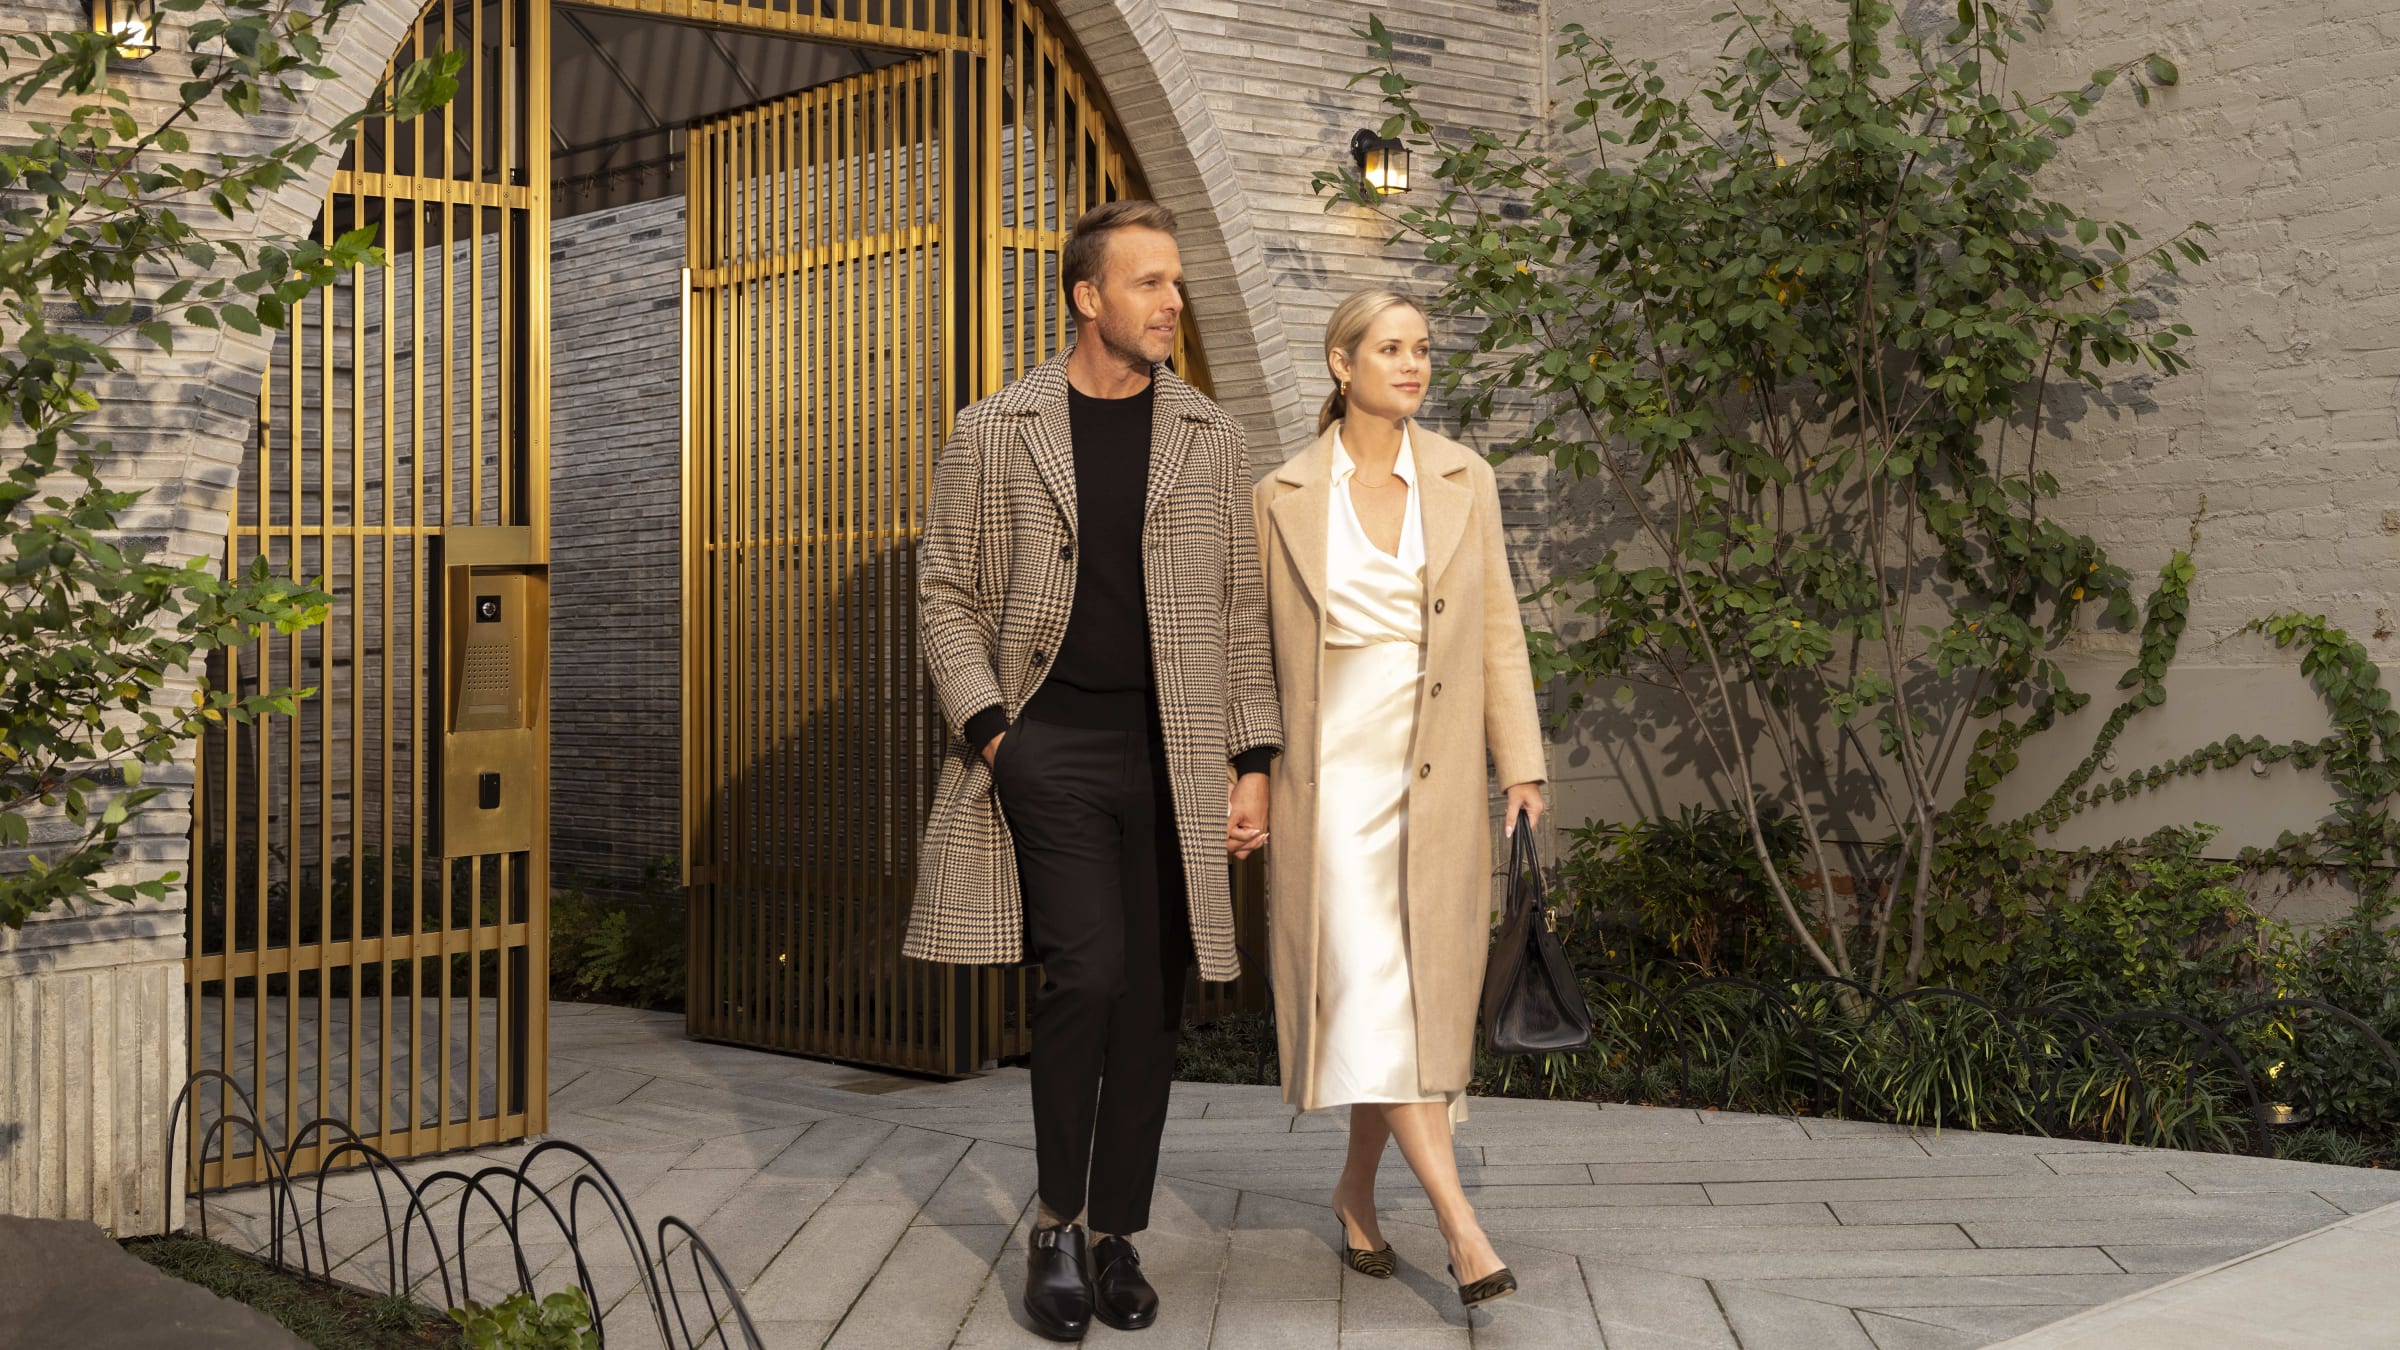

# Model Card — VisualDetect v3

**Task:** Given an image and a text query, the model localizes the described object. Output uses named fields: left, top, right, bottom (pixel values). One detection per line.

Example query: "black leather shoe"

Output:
left=1025, top=1223, right=1093, bottom=1341
left=1088, top=1234, right=1160, bottom=1331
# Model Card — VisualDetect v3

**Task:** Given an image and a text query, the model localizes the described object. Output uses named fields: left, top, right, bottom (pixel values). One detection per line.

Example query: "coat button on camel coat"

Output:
left=1252, top=421, right=1548, bottom=1112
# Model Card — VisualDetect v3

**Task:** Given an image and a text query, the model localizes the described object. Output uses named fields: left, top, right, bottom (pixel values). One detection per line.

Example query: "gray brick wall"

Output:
left=547, top=197, right=688, bottom=891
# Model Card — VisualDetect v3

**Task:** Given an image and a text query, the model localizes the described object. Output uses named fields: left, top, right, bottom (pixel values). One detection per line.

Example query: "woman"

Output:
left=1252, top=289, right=1548, bottom=1308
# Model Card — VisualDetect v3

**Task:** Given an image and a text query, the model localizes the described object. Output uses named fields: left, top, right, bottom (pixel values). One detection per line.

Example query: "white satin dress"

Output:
left=1312, top=427, right=1464, bottom=1121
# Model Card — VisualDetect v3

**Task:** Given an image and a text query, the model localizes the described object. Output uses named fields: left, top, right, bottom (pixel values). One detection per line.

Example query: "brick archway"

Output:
left=1047, top=0, right=1311, bottom=466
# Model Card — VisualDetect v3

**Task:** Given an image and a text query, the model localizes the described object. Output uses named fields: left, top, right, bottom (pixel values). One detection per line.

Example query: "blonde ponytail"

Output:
left=1319, top=287, right=1425, bottom=435
left=1317, top=384, right=1348, bottom=434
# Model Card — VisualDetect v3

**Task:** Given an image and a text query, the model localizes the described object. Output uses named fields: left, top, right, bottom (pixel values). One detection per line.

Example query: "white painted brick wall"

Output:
left=1534, top=0, right=2400, bottom=896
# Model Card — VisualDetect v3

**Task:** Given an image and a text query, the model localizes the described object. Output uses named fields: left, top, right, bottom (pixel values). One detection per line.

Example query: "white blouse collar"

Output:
left=1329, top=422, right=1417, bottom=489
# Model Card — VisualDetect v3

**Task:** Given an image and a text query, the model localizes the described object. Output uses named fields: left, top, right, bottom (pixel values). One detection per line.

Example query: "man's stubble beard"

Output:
left=1092, top=304, right=1169, bottom=370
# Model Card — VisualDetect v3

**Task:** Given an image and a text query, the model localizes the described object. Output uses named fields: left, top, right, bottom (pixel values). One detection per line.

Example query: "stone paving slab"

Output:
left=190, top=1003, right=2400, bottom=1348
left=2, top=1215, right=312, bottom=1350
left=1989, top=1198, right=2400, bottom=1350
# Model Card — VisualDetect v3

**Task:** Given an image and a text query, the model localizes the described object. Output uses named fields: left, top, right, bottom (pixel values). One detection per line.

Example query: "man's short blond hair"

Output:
left=1061, top=200, right=1179, bottom=311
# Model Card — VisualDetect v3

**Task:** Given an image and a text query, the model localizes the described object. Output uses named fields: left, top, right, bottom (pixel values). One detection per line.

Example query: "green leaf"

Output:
left=2145, top=54, right=2179, bottom=87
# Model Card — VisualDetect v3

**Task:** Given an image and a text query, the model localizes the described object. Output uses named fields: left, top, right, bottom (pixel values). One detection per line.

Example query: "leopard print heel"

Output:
left=1339, top=1230, right=1397, bottom=1279
left=1449, top=1262, right=1518, bottom=1308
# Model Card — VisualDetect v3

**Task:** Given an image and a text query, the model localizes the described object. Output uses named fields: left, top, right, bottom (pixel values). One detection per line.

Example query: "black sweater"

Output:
left=965, top=381, right=1271, bottom=778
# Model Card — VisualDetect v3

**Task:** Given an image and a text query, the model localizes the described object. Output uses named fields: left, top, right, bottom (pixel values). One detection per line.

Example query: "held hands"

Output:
left=1227, top=772, right=1270, bottom=860
left=1503, top=782, right=1546, bottom=836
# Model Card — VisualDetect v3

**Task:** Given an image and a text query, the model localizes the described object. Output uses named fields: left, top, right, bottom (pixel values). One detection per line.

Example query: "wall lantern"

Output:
left=85, top=0, right=159, bottom=59
left=1350, top=129, right=1409, bottom=196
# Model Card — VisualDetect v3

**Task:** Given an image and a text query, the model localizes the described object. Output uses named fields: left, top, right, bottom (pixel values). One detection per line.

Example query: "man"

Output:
left=905, top=200, right=1281, bottom=1342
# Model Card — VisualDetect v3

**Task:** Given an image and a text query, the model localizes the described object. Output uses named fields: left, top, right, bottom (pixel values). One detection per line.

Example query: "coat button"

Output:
left=1060, top=544, right=1074, bottom=561
left=1433, top=598, right=1446, bottom=614
left=1418, top=763, right=1432, bottom=778
left=1031, top=648, right=1048, bottom=664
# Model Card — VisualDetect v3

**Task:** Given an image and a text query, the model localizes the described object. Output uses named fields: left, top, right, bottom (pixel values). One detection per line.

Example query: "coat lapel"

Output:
left=1145, top=373, right=1195, bottom=528
left=1414, top=422, right=1476, bottom=584
left=1012, top=356, right=1078, bottom=539
left=1267, top=427, right=1337, bottom=609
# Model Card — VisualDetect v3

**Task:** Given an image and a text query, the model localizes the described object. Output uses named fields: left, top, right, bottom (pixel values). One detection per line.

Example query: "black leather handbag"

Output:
left=1478, top=811, right=1595, bottom=1057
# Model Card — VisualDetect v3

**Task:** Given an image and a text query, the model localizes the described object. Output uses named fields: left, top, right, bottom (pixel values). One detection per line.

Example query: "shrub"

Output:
left=449, top=1288, right=596, bottom=1350
left=1984, top=826, right=2270, bottom=1016
left=1331, top=1, right=2205, bottom=987
left=1558, top=803, right=1804, bottom=977
left=550, top=856, right=687, bottom=1011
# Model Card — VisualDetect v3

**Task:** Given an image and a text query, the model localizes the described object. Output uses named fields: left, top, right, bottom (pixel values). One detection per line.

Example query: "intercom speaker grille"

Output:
left=459, top=641, right=517, bottom=724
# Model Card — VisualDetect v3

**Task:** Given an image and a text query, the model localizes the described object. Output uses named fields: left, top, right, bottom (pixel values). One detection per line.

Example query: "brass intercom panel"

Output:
left=433, top=526, right=549, bottom=858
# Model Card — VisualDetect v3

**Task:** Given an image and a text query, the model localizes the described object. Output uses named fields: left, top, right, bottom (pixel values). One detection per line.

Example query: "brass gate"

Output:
left=681, top=0, right=1245, bottom=1075
left=186, top=0, right=552, bottom=1186
left=187, top=0, right=1251, bottom=1171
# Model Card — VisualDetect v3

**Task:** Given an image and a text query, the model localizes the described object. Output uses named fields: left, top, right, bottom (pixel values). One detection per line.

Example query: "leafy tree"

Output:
left=1328, top=1, right=2211, bottom=987
left=0, top=0, right=456, bottom=927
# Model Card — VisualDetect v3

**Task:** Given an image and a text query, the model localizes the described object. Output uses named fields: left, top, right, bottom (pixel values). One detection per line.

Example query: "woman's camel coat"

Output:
left=1253, top=422, right=1548, bottom=1112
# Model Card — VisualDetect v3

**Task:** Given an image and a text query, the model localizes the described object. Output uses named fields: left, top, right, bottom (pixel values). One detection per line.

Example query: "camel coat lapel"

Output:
left=1265, top=429, right=1334, bottom=609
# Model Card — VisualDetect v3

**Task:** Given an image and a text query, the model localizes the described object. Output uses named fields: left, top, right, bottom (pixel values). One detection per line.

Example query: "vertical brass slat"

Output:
left=877, top=70, right=897, bottom=1059
left=759, top=99, right=779, bottom=1049
left=774, top=95, right=796, bottom=1049
left=348, top=208, right=366, bottom=1137
left=799, top=85, right=821, bottom=1056
left=1012, top=8, right=1028, bottom=385
left=806, top=84, right=828, bottom=1053
left=849, top=72, right=866, bottom=1058
left=683, top=120, right=709, bottom=1032
left=823, top=80, right=844, bottom=1054
left=435, top=286, right=457, bottom=1145
left=523, top=0, right=553, bottom=1133
left=718, top=110, right=738, bottom=1045
left=741, top=102, right=763, bottom=1048
left=475, top=0, right=499, bottom=1114
left=379, top=159, right=398, bottom=1145
left=469, top=0, right=486, bottom=526
left=714, top=113, right=724, bottom=1038
left=408, top=113, right=431, bottom=1148
left=912, top=60, right=933, bottom=1066
left=683, top=120, right=703, bottom=1027
left=713, top=109, right=736, bottom=1041
left=684, top=120, right=704, bottom=1032
left=283, top=267, right=303, bottom=1153
left=433, top=0, right=459, bottom=1146
left=497, top=0, right=514, bottom=523
left=890, top=70, right=910, bottom=1062
left=316, top=204, right=334, bottom=1140
left=982, top=0, right=1002, bottom=402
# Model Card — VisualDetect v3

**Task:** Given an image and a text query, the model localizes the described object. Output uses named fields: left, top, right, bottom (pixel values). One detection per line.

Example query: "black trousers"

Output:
left=993, top=712, right=1193, bottom=1236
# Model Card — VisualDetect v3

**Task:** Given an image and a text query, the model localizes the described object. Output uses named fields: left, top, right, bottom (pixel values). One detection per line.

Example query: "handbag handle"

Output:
left=1507, top=808, right=1547, bottom=925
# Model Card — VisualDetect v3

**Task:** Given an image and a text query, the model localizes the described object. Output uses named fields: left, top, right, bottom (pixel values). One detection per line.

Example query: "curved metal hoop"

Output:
left=164, top=1070, right=765, bottom=1348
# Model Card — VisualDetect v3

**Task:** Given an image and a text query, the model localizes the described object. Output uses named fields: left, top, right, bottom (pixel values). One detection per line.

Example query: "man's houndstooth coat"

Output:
left=905, top=350, right=1283, bottom=983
